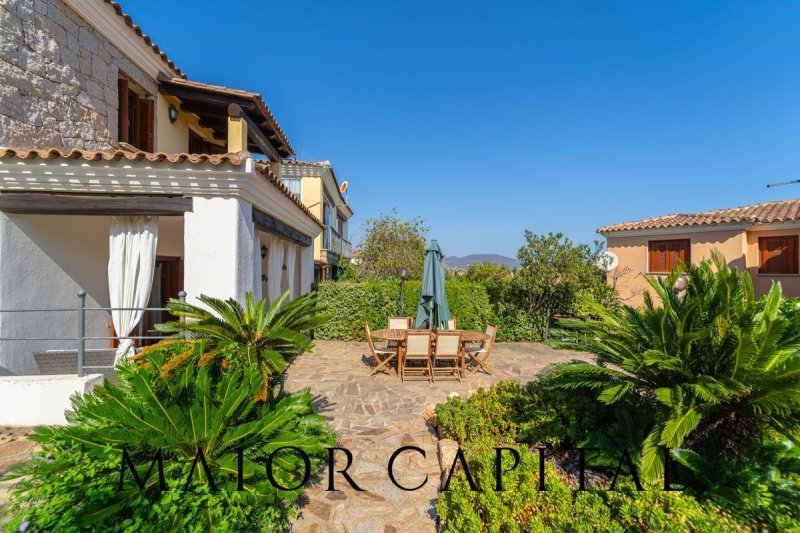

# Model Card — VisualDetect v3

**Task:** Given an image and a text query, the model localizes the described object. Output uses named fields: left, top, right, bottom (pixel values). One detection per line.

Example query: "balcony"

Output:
left=322, top=226, right=352, bottom=264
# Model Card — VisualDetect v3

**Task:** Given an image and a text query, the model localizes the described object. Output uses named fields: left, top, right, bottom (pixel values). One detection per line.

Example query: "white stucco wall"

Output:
left=0, top=214, right=184, bottom=375
left=0, top=374, right=104, bottom=425
left=184, top=197, right=256, bottom=304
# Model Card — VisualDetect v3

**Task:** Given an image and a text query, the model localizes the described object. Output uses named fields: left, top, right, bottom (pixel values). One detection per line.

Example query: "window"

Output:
left=648, top=239, right=690, bottom=273
left=281, top=177, right=302, bottom=200
left=759, top=236, right=798, bottom=274
left=117, top=76, right=153, bottom=151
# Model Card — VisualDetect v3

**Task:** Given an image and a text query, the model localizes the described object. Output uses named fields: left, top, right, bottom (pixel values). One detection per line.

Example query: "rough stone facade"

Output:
left=0, top=0, right=157, bottom=151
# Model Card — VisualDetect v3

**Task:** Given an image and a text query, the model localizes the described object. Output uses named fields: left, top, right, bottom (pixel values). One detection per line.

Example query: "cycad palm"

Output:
left=9, top=343, right=335, bottom=531
left=550, top=251, right=800, bottom=480
left=155, top=290, right=326, bottom=400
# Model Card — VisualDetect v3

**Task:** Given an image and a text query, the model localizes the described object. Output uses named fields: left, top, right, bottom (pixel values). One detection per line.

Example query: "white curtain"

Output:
left=300, top=245, right=314, bottom=295
left=284, top=242, right=296, bottom=300
left=267, top=235, right=284, bottom=304
left=253, top=232, right=263, bottom=301
left=108, top=216, right=158, bottom=362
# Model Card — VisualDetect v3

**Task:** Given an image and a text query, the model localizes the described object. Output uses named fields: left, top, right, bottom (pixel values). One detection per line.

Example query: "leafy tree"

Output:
left=514, top=231, right=608, bottom=337
left=357, top=210, right=428, bottom=280
left=155, top=291, right=325, bottom=400
left=549, top=252, right=800, bottom=482
left=465, top=261, right=513, bottom=300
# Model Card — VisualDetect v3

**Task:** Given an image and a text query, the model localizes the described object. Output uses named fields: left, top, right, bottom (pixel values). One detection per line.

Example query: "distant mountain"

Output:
left=444, top=254, right=518, bottom=270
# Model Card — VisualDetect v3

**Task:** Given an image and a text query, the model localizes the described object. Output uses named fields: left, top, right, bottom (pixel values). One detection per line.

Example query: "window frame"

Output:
left=758, top=235, right=799, bottom=275
left=647, top=239, right=690, bottom=274
left=117, top=75, right=154, bottom=151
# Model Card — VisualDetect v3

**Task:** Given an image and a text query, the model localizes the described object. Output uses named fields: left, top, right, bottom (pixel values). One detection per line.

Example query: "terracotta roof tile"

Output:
left=104, top=1, right=185, bottom=78
left=598, top=199, right=800, bottom=233
left=162, top=77, right=294, bottom=156
left=0, top=148, right=322, bottom=228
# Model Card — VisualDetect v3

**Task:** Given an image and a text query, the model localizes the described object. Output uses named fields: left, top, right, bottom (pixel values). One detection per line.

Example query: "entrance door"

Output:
left=143, top=256, right=183, bottom=345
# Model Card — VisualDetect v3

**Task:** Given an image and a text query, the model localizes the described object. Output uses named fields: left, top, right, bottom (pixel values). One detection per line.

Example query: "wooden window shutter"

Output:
left=117, top=78, right=129, bottom=143
left=138, top=99, right=154, bottom=152
left=649, top=239, right=689, bottom=273
left=759, top=236, right=799, bottom=274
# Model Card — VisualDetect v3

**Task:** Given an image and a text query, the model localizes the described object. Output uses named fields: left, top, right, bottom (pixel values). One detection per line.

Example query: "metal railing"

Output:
left=0, top=289, right=186, bottom=377
left=323, top=226, right=352, bottom=258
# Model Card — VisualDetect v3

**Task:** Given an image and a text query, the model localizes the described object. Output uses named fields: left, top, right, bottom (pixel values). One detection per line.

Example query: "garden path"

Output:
left=284, top=340, right=591, bottom=532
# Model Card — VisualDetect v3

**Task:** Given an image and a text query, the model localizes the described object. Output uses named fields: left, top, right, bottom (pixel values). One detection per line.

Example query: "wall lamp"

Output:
left=168, top=104, right=178, bottom=124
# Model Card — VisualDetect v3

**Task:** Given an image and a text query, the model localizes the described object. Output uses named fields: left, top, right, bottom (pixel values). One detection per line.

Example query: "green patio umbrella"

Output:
left=415, top=239, right=451, bottom=329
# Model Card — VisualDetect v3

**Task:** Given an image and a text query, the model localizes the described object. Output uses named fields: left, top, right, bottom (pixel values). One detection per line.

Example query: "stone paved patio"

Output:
left=284, top=340, right=591, bottom=532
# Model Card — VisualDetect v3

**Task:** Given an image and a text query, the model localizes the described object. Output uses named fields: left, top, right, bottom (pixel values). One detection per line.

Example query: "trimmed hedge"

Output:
left=314, top=280, right=492, bottom=341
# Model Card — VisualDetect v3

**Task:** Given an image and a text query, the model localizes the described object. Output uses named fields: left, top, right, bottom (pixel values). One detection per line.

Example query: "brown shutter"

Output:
left=138, top=99, right=154, bottom=152
left=758, top=236, right=799, bottom=274
left=118, top=78, right=129, bottom=143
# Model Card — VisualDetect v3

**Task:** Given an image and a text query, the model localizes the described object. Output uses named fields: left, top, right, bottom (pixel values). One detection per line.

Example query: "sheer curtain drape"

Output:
left=253, top=233, right=263, bottom=301
left=284, top=242, right=296, bottom=300
left=267, top=235, right=284, bottom=304
left=108, top=216, right=158, bottom=362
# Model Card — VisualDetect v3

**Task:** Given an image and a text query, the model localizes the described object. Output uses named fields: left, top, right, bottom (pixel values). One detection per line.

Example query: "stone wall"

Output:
left=0, top=0, right=157, bottom=151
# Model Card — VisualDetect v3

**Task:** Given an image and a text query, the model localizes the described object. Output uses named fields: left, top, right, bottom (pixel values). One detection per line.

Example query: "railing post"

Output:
left=77, top=289, right=86, bottom=377
left=178, top=291, right=187, bottom=340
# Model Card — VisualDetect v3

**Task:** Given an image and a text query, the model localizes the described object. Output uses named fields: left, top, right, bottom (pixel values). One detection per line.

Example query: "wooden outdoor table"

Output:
left=370, top=329, right=490, bottom=343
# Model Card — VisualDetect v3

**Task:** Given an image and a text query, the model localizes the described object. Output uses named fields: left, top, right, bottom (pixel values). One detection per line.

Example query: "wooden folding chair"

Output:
left=401, top=329, right=433, bottom=382
left=365, top=323, right=397, bottom=376
left=388, top=317, right=413, bottom=329
left=387, top=316, right=412, bottom=351
left=465, top=324, right=497, bottom=376
left=446, top=318, right=456, bottom=330
left=433, top=330, right=462, bottom=382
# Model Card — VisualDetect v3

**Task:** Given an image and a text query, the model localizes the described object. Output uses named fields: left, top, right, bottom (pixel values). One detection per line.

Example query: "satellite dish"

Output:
left=598, top=251, right=619, bottom=272
left=340, top=181, right=349, bottom=194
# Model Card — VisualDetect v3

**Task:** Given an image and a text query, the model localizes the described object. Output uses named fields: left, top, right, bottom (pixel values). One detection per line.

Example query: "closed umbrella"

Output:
left=415, top=240, right=451, bottom=329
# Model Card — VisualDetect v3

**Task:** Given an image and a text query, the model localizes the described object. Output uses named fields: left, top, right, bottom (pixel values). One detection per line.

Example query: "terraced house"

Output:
left=0, top=0, right=352, bottom=379
left=599, top=199, right=800, bottom=306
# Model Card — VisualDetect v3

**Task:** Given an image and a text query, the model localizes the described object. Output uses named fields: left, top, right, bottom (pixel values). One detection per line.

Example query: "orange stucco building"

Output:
left=599, top=199, right=800, bottom=306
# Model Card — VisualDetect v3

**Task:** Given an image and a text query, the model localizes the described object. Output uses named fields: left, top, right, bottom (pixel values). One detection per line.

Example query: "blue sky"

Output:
left=126, top=1, right=800, bottom=257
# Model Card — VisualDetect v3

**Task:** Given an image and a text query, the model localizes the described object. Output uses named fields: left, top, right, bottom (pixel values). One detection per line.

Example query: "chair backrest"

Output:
left=405, top=330, right=432, bottom=356
left=364, top=323, right=377, bottom=354
left=484, top=323, right=498, bottom=350
left=447, top=318, right=456, bottom=330
left=388, top=317, right=412, bottom=329
left=435, top=330, right=461, bottom=356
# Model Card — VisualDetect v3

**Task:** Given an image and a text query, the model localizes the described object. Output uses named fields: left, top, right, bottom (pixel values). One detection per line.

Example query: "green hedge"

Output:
left=314, top=280, right=491, bottom=341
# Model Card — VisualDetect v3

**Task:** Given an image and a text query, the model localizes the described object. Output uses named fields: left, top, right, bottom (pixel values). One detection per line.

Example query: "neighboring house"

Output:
left=599, top=199, right=800, bottom=307
left=274, top=160, right=354, bottom=282
left=0, top=0, right=339, bottom=375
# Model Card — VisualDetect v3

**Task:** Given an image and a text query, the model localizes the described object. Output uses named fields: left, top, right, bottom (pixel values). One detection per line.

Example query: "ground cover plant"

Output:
left=2, top=291, right=334, bottom=532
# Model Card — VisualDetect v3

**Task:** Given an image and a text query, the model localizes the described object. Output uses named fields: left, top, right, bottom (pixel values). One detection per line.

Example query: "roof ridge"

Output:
left=599, top=198, right=800, bottom=234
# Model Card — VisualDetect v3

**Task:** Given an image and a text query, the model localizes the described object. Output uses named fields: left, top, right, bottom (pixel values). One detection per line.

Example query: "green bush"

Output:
left=438, top=441, right=747, bottom=533
left=436, top=379, right=609, bottom=449
left=314, top=280, right=491, bottom=340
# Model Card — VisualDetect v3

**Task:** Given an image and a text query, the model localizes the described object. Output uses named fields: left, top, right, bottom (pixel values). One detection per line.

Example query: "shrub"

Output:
left=435, top=378, right=608, bottom=449
left=438, top=441, right=747, bottom=533
left=314, top=280, right=491, bottom=340
left=436, top=382, right=522, bottom=443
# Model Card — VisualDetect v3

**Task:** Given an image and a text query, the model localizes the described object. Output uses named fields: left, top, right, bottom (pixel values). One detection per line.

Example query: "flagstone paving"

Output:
left=284, top=340, right=592, bottom=532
